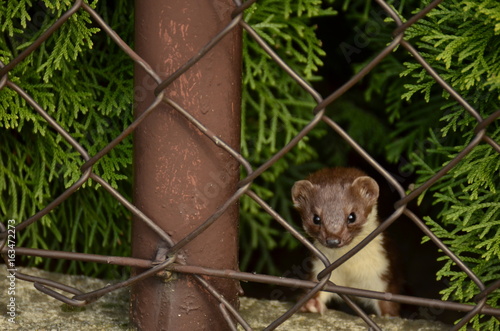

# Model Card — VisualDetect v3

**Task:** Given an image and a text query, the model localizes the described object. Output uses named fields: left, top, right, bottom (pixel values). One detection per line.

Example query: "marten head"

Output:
left=291, top=168, right=379, bottom=249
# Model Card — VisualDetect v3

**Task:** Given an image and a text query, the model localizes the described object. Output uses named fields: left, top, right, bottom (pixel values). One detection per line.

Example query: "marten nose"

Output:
left=326, top=238, right=341, bottom=248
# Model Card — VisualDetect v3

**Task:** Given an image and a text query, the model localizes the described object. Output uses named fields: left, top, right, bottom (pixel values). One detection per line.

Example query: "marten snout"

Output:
left=321, top=224, right=354, bottom=248
left=325, top=238, right=341, bottom=248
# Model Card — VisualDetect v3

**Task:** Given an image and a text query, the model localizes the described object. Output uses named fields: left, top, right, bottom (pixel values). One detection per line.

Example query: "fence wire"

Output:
left=1, top=0, right=500, bottom=330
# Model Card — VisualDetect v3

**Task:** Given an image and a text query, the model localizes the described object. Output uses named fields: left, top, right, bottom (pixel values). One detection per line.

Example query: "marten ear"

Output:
left=351, top=176, right=379, bottom=205
left=292, top=180, right=314, bottom=209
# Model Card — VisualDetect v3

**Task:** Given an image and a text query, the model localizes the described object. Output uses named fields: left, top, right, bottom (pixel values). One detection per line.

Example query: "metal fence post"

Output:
left=131, top=0, right=242, bottom=330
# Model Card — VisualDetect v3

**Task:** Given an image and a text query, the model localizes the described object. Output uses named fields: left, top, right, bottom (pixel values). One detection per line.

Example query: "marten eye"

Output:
left=312, top=214, right=321, bottom=225
left=347, top=212, right=356, bottom=224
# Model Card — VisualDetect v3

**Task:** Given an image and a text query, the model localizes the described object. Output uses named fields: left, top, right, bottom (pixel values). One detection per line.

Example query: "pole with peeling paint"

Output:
left=131, top=0, right=242, bottom=329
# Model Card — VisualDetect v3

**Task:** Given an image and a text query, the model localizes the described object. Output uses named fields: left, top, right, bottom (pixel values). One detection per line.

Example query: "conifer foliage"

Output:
left=239, top=0, right=336, bottom=273
left=1, top=1, right=134, bottom=277
left=399, top=1, right=500, bottom=329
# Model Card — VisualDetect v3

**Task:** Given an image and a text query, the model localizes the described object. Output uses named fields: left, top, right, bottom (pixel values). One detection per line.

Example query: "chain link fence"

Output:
left=1, top=0, right=500, bottom=330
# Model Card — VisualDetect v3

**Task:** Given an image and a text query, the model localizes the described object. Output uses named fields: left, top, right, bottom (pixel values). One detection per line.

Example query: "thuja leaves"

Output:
left=0, top=0, right=133, bottom=278
left=240, top=0, right=335, bottom=273
left=387, top=1, right=500, bottom=328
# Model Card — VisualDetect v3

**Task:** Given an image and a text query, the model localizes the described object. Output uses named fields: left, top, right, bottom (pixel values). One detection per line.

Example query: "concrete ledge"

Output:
left=239, top=297, right=450, bottom=330
left=1, top=266, right=451, bottom=330
left=1, top=266, right=130, bottom=331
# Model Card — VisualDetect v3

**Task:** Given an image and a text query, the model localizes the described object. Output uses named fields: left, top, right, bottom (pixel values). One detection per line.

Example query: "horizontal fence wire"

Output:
left=1, top=0, right=500, bottom=330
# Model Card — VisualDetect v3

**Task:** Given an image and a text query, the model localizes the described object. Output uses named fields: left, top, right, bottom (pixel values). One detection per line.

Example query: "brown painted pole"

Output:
left=131, top=1, right=241, bottom=330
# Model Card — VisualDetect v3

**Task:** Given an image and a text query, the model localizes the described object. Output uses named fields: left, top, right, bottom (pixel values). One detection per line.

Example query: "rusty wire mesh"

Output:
left=1, top=0, right=500, bottom=330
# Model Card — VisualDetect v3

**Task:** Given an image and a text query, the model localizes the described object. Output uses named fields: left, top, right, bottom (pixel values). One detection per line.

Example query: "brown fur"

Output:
left=292, top=167, right=401, bottom=316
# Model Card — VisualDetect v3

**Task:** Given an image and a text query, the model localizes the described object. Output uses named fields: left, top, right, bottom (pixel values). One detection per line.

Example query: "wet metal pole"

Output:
left=131, top=0, right=242, bottom=330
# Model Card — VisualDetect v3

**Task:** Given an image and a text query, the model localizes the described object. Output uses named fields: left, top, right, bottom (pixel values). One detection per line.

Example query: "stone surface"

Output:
left=1, top=266, right=131, bottom=331
left=0, top=266, right=451, bottom=330
left=239, top=297, right=450, bottom=331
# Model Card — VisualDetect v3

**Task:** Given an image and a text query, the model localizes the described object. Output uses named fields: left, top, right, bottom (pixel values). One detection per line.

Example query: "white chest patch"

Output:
left=309, top=209, right=390, bottom=314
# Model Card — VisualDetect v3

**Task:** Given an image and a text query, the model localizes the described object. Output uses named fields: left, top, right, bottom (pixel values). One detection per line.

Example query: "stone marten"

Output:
left=291, top=167, right=400, bottom=316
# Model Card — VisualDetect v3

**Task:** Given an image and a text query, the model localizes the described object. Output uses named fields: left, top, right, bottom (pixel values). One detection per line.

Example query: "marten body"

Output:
left=291, top=167, right=400, bottom=316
